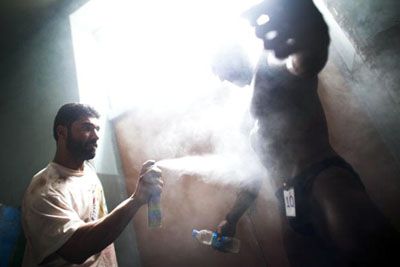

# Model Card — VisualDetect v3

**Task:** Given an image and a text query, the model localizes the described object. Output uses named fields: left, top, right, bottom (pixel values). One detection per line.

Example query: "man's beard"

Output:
left=66, top=131, right=97, bottom=161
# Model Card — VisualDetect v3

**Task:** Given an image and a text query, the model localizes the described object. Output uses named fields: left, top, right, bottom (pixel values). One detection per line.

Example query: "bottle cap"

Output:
left=192, top=229, right=199, bottom=237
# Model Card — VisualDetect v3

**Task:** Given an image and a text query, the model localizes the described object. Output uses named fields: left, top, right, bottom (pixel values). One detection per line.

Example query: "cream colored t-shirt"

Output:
left=21, top=161, right=118, bottom=267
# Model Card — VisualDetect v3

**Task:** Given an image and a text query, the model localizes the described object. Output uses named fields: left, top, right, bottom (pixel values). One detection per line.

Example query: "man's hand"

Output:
left=132, top=160, right=163, bottom=206
left=243, top=0, right=330, bottom=76
left=217, top=219, right=237, bottom=237
left=56, top=160, right=163, bottom=264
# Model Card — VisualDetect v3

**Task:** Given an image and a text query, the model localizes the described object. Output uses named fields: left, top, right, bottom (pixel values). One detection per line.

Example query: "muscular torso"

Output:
left=249, top=53, right=337, bottom=265
left=250, top=51, right=400, bottom=267
left=250, top=51, right=333, bottom=178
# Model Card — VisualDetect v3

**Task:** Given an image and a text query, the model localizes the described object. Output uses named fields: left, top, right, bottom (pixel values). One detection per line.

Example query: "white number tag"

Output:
left=283, top=187, right=296, bottom=217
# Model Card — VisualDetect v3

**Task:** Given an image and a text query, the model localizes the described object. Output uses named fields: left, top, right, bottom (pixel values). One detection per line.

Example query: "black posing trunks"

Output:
left=275, top=156, right=365, bottom=236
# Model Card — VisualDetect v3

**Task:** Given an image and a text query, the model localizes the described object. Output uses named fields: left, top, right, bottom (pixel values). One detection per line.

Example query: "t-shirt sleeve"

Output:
left=23, top=191, right=85, bottom=264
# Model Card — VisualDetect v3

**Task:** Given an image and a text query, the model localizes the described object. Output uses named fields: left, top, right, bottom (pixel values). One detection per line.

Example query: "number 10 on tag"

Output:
left=284, top=187, right=296, bottom=217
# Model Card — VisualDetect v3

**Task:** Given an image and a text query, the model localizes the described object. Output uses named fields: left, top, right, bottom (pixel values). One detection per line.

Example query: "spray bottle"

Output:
left=143, top=162, right=162, bottom=228
left=148, top=193, right=162, bottom=228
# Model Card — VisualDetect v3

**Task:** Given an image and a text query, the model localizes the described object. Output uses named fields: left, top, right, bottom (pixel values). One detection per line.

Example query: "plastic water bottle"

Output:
left=192, top=229, right=240, bottom=253
left=192, top=229, right=213, bottom=245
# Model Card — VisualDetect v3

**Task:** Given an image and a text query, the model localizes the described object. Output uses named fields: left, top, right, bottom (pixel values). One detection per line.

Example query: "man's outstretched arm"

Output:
left=52, top=161, right=163, bottom=264
left=218, top=177, right=262, bottom=237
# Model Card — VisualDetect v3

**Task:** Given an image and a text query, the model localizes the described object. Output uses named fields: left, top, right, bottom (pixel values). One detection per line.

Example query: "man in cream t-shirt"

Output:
left=22, top=103, right=163, bottom=266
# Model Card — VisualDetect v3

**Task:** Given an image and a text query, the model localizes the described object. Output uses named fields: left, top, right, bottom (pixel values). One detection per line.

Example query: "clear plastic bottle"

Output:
left=192, top=229, right=213, bottom=245
left=192, top=229, right=240, bottom=253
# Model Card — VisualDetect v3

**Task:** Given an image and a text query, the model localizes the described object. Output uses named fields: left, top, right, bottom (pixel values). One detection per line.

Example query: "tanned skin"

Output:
left=217, top=0, right=400, bottom=265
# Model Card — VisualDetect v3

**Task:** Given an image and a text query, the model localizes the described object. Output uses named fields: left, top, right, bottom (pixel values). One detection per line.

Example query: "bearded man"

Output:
left=21, top=103, right=163, bottom=266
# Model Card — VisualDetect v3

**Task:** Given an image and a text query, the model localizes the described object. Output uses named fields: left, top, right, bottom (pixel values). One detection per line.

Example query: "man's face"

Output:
left=66, top=116, right=100, bottom=160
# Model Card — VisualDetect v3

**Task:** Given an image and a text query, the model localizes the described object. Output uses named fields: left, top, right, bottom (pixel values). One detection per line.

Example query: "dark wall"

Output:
left=0, top=14, right=79, bottom=207
left=324, top=0, right=400, bottom=48
left=321, top=0, right=400, bottom=163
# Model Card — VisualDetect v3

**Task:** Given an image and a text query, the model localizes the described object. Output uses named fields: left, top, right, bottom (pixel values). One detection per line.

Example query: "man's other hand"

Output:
left=217, top=219, right=237, bottom=237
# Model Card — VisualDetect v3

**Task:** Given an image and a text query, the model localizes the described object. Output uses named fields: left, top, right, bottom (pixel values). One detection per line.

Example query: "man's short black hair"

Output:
left=53, top=103, right=100, bottom=141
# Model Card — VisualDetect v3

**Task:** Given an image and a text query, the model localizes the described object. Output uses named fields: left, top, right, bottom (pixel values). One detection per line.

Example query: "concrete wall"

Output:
left=0, top=15, right=79, bottom=207
left=317, top=0, right=400, bottom=164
